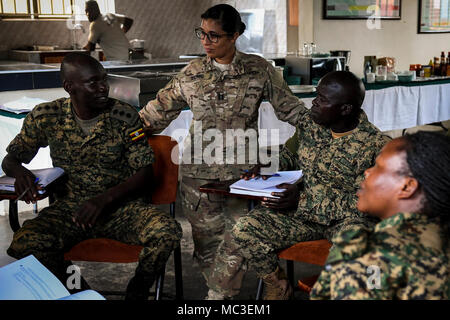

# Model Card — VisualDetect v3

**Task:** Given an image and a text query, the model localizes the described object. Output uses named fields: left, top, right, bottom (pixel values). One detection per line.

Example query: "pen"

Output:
left=255, top=173, right=280, bottom=180
left=15, top=177, right=40, bottom=203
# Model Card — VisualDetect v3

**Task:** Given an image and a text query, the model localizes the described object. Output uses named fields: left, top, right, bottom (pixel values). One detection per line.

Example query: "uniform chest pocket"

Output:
left=328, top=154, right=358, bottom=189
left=97, top=144, right=124, bottom=166
left=189, top=81, right=217, bottom=121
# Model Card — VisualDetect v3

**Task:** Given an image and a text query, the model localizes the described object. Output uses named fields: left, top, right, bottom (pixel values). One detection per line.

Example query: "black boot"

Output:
left=125, top=272, right=155, bottom=301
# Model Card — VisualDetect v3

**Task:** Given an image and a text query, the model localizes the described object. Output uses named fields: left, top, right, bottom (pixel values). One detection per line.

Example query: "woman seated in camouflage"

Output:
left=311, top=131, right=450, bottom=299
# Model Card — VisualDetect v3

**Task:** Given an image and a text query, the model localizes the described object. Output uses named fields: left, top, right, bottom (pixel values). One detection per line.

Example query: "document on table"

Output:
left=230, top=170, right=303, bottom=198
left=0, top=97, right=48, bottom=114
left=0, top=167, right=65, bottom=193
left=0, top=255, right=105, bottom=300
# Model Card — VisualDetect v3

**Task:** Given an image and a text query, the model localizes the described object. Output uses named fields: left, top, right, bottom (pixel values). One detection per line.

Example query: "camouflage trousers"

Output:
left=7, top=198, right=182, bottom=284
left=208, top=205, right=373, bottom=297
left=180, top=176, right=248, bottom=284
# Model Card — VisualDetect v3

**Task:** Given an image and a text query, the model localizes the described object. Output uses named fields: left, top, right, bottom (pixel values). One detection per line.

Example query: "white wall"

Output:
left=312, top=0, right=450, bottom=77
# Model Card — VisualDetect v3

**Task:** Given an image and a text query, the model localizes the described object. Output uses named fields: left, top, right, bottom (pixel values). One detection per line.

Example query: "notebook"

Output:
left=0, top=167, right=65, bottom=193
left=229, top=170, right=303, bottom=198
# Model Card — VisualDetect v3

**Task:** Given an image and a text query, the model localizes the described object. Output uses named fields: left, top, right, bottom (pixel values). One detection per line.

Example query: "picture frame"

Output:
left=323, top=0, right=401, bottom=20
left=418, top=0, right=450, bottom=33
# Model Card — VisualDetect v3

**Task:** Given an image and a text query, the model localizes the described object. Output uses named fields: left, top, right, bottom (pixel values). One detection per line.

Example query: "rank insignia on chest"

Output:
left=129, top=128, right=145, bottom=142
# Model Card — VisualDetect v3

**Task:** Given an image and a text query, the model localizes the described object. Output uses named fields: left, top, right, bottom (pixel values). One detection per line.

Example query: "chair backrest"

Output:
left=147, top=135, right=179, bottom=205
left=64, top=135, right=179, bottom=263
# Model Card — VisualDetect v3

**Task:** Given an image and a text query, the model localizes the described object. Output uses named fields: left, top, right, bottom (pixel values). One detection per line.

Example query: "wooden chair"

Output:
left=255, top=239, right=332, bottom=299
left=2, top=135, right=183, bottom=300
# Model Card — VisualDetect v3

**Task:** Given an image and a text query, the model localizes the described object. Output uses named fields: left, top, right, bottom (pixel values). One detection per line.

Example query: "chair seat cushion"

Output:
left=64, top=238, right=143, bottom=263
left=277, top=239, right=332, bottom=266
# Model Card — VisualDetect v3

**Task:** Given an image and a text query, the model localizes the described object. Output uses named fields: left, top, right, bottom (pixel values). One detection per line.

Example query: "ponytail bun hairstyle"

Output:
left=201, top=4, right=246, bottom=35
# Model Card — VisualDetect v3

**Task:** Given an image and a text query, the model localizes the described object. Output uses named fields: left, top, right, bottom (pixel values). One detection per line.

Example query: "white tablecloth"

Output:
left=362, top=83, right=450, bottom=132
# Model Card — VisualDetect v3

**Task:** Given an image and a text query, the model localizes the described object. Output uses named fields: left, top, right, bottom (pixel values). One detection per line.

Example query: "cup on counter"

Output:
left=366, top=72, right=376, bottom=83
left=387, top=72, right=398, bottom=81
left=376, top=65, right=388, bottom=77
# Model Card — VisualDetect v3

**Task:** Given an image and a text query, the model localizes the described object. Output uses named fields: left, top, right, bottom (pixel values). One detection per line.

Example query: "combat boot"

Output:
left=262, top=266, right=293, bottom=300
left=204, top=289, right=225, bottom=300
left=125, top=272, right=155, bottom=300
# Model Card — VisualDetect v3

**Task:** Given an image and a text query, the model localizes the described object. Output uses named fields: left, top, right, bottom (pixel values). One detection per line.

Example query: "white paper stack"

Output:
left=230, top=170, right=303, bottom=198
left=0, top=97, right=48, bottom=114
left=0, top=167, right=65, bottom=193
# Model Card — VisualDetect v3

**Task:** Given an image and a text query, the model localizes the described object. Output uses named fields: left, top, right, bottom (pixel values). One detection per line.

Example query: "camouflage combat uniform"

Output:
left=6, top=98, right=182, bottom=281
left=139, top=51, right=305, bottom=280
left=311, top=212, right=450, bottom=299
left=208, top=109, right=389, bottom=297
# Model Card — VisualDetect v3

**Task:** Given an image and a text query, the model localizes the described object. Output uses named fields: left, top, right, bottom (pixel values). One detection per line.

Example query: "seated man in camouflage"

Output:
left=311, top=131, right=449, bottom=299
left=207, top=71, right=389, bottom=300
left=2, top=53, right=182, bottom=300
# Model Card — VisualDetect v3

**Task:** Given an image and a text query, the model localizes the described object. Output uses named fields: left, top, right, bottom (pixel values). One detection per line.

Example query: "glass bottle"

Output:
left=434, top=57, right=440, bottom=76
left=364, top=61, right=372, bottom=82
left=440, top=51, right=446, bottom=76
left=447, top=52, right=450, bottom=76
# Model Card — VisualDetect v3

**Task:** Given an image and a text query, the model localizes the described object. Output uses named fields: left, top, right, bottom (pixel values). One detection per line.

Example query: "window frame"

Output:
left=0, top=0, right=115, bottom=20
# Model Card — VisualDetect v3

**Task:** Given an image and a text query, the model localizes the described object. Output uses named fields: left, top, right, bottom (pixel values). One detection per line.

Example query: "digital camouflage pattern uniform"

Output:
left=311, top=212, right=450, bottom=299
left=6, top=98, right=182, bottom=281
left=208, top=108, right=389, bottom=297
left=139, top=50, right=305, bottom=280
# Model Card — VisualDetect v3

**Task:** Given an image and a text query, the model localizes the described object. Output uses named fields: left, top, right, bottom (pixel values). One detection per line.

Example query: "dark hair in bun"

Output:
left=201, top=4, right=246, bottom=35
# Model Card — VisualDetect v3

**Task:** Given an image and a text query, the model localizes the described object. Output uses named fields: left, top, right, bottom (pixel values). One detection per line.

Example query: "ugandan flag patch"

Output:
left=129, top=128, right=145, bottom=142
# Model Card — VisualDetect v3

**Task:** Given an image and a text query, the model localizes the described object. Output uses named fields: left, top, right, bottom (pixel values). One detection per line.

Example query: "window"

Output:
left=0, top=0, right=115, bottom=19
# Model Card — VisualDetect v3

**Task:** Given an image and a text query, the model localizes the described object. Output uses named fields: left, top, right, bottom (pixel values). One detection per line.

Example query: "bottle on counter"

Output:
left=434, top=57, right=440, bottom=76
left=364, top=61, right=372, bottom=82
left=440, top=51, right=446, bottom=76
left=429, top=59, right=434, bottom=76
left=447, top=52, right=450, bottom=76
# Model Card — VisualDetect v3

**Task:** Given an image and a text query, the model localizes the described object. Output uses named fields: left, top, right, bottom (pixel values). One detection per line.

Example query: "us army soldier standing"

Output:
left=3, top=53, right=182, bottom=300
left=139, top=4, right=305, bottom=294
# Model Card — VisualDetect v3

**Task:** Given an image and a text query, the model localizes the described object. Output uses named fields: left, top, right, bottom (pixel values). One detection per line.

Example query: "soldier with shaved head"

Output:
left=3, top=52, right=182, bottom=300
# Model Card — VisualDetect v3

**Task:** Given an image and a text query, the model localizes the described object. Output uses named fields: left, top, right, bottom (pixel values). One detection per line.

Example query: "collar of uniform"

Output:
left=204, top=50, right=246, bottom=75
left=329, top=111, right=370, bottom=142
left=374, top=211, right=427, bottom=233
left=63, top=98, right=111, bottom=140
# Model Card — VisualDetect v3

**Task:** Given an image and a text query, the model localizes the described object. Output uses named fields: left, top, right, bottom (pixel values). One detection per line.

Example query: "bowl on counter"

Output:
left=397, top=71, right=415, bottom=82
left=289, top=85, right=316, bottom=93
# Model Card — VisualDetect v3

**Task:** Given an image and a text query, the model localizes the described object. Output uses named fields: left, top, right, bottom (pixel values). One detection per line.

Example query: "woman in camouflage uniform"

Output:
left=311, top=131, right=450, bottom=299
left=139, top=4, right=304, bottom=292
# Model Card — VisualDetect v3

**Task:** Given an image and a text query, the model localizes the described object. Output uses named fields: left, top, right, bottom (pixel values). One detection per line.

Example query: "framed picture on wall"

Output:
left=418, top=0, right=450, bottom=33
left=323, top=0, right=401, bottom=20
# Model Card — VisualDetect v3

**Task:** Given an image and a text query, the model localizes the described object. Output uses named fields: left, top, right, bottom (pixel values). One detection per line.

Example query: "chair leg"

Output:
left=173, top=245, right=183, bottom=300
left=154, top=268, right=165, bottom=300
left=286, top=260, right=294, bottom=286
left=255, top=279, right=264, bottom=300
left=170, top=202, right=184, bottom=300
left=8, top=200, right=20, bottom=232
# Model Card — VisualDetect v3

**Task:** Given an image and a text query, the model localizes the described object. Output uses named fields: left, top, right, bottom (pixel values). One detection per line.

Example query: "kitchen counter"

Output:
left=0, top=58, right=190, bottom=91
